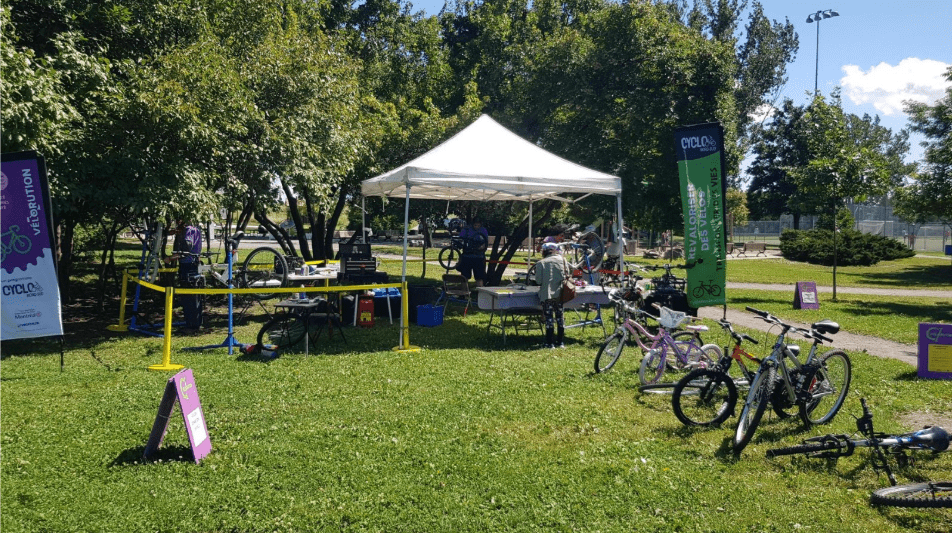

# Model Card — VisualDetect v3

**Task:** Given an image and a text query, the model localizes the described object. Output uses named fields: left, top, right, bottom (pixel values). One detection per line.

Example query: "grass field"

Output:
left=2, top=250, right=950, bottom=532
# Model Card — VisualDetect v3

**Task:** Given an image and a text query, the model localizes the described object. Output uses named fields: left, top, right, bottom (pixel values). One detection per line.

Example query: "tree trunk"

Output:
left=56, top=217, right=76, bottom=304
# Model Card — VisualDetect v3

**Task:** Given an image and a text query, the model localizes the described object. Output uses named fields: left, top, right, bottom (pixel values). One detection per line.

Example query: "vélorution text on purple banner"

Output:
left=1, top=151, right=63, bottom=340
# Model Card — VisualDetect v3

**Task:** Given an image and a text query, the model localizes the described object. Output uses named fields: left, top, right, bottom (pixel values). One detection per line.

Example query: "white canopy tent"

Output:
left=362, top=115, right=621, bottom=202
left=360, top=115, right=625, bottom=346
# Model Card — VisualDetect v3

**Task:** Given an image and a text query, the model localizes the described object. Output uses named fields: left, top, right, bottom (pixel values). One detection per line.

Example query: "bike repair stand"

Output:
left=184, top=236, right=243, bottom=355
left=128, top=223, right=177, bottom=337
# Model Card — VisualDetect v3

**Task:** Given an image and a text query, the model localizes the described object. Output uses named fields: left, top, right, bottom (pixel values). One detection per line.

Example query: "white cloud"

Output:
left=841, top=58, right=950, bottom=116
left=749, top=102, right=777, bottom=125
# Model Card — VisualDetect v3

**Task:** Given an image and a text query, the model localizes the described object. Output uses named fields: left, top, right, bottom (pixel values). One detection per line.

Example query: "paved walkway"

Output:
left=697, top=281, right=952, bottom=368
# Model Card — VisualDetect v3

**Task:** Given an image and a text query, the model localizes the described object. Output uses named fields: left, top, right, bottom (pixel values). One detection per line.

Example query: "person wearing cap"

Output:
left=456, top=219, right=489, bottom=287
left=536, top=242, right=570, bottom=348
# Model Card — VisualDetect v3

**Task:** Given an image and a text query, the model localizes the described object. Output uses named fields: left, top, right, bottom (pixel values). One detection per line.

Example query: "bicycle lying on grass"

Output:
left=733, top=307, right=851, bottom=455
left=670, top=319, right=761, bottom=427
left=766, top=398, right=951, bottom=508
left=594, top=290, right=719, bottom=383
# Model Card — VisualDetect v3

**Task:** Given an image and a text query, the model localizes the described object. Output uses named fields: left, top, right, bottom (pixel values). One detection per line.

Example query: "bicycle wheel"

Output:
left=733, top=366, right=775, bottom=454
left=242, top=247, right=288, bottom=301
left=257, top=313, right=307, bottom=352
left=672, top=369, right=738, bottom=427
left=525, top=262, right=539, bottom=286
left=574, top=232, right=604, bottom=273
left=870, top=481, right=952, bottom=508
left=638, top=346, right=667, bottom=386
left=594, top=331, right=626, bottom=373
left=438, top=246, right=459, bottom=271
left=799, top=350, right=852, bottom=426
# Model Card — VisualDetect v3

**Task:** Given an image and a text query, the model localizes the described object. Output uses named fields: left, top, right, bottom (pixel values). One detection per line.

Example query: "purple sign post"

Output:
left=918, top=323, right=952, bottom=380
left=793, top=281, right=819, bottom=310
left=1, top=151, right=63, bottom=340
left=144, top=368, right=212, bottom=463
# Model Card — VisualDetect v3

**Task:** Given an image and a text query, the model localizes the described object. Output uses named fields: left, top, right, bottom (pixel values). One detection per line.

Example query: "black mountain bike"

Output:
left=767, top=399, right=951, bottom=508
left=438, top=234, right=487, bottom=271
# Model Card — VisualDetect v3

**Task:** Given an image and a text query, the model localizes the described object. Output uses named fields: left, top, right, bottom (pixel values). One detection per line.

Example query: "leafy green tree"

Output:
left=785, top=93, right=895, bottom=297
left=748, top=93, right=911, bottom=228
left=725, top=187, right=748, bottom=241
left=895, top=65, right=952, bottom=264
left=667, top=0, right=799, bottom=184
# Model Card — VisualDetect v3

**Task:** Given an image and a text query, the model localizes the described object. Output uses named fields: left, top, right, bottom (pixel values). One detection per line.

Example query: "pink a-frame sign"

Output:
left=144, top=368, right=212, bottom=463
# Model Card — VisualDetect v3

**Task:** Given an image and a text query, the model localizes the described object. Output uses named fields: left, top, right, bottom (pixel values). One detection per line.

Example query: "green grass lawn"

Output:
left=2, top=250, right=951, bottom=532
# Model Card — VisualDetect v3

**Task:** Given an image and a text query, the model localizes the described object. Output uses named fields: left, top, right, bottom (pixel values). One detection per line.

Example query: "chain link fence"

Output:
left=732, top=204, right=951, bottom=253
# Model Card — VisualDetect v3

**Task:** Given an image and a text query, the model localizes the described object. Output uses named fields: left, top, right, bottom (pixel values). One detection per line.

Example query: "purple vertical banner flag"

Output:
left=1, top=151, right=63, bottom=340
left=918, top=323, right=952, bottom=380
left=144, top=368, right=212, bottom=463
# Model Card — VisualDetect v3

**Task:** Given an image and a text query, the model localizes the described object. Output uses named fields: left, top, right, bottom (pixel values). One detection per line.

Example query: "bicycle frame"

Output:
left=618, top=307, right=702, bottom=365
left=747, top=313, right=828, bottom=408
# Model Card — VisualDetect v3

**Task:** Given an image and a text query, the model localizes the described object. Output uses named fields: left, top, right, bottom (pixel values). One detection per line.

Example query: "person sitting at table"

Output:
left=456, top=219, right=489, bottom=287
left=536, top=242, right=570, bottom=348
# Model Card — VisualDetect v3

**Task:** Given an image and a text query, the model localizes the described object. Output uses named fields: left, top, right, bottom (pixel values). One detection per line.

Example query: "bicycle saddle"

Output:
left=812, top=319, right=840, bottom=335
left=227, top=231, right=245, bottom=247
left=900, top=425, right=951, bottom=452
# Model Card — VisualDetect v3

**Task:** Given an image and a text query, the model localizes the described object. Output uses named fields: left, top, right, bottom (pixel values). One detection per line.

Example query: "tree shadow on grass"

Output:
left=729, top=295, right=952, bottom=324
left=110, top=444, right=195, bottom=467
left=852, top=261, right=952, bottom=288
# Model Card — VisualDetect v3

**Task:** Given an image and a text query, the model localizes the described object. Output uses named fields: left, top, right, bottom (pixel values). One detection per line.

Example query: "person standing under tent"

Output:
left=165, top=219, right=203, bottom=329
left=456, top=219, right=489, bottom=287
left=536, top=242, right=570, bottom=348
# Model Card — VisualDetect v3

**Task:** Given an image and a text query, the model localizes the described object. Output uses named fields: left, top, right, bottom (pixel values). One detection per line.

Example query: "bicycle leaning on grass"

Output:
left=766, top=398, right=951, bottom=508
left=670, top=319, right=762, bottom=427
left=594, top=290, right=720, bottom=384
left=733, top=307, right=852, bottom=455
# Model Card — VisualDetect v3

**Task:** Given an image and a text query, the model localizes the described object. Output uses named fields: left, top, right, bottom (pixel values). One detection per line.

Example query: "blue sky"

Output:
left=403, top=0, right=952, bottom=169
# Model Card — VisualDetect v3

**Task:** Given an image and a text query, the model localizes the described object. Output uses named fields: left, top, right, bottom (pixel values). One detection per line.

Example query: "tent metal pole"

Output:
left=402, top=186, right=410, bottom=282
left=528, top=199, right=533, bottom=270
left=400, top=185, right=411, bottom=350
left=617, top=194, right=625, bottom=281
left=361, top=197, right=367, bottom=244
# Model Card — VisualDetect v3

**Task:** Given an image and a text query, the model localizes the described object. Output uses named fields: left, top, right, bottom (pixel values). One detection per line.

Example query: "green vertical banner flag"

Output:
left=674, top=123, right=727, bottom=308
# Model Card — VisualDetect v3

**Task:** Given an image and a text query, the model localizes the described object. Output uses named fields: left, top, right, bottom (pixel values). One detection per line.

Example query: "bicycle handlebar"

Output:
left=718, top=320, right=759, bottom=344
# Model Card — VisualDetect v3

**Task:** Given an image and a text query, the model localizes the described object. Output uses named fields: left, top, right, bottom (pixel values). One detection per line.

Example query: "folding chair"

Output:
left=440, top=274, right=472, bottom=316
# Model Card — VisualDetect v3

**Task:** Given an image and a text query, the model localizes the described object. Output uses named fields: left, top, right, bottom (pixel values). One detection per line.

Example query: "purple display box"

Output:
left=918, top=323, right=952, bottom=380
left=793, top=281, right=819, bottom=310
left=143, top=368, right=212, bottom=462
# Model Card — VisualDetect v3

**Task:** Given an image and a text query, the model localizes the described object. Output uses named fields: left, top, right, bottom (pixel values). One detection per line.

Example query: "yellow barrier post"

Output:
left=392, top=280, right=420, bottom=353
left=148, top=286, right=184, bottom=372
left=106, top=270, right=131, bottom=331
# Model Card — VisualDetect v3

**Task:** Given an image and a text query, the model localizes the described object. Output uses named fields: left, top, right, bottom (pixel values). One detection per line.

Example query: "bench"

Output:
left=378, top=230, right=401, bottom=241
left=726, top=243, right=734, bottom=256
left=737, top=241, right=767, bottom=257
left=333, top=230, right=355, bottom=242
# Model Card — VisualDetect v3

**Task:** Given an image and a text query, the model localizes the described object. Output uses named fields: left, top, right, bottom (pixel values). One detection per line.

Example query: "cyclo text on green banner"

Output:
left=674, top=123, right=726, bottom=308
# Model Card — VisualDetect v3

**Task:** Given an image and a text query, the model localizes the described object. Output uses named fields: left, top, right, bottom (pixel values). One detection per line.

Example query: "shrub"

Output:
left=780, top=229, right=915, bottom=266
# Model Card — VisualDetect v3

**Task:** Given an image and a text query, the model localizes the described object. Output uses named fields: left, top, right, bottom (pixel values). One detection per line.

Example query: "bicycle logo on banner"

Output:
left=1, top=225, right=33, bottom=263
left=692, top=279, right=722, bottom=299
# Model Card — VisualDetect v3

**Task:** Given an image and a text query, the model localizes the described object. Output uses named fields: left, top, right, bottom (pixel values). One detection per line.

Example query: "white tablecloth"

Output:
left=476, top=285, right=611, bottom=311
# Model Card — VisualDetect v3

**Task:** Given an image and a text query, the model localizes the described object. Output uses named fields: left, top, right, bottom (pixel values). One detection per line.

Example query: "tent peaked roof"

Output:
left=361, top=114, right=621, bottom=202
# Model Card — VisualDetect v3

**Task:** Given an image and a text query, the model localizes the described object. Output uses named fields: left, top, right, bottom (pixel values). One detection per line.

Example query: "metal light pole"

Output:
left=806, top=9, right=840, bottom=95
